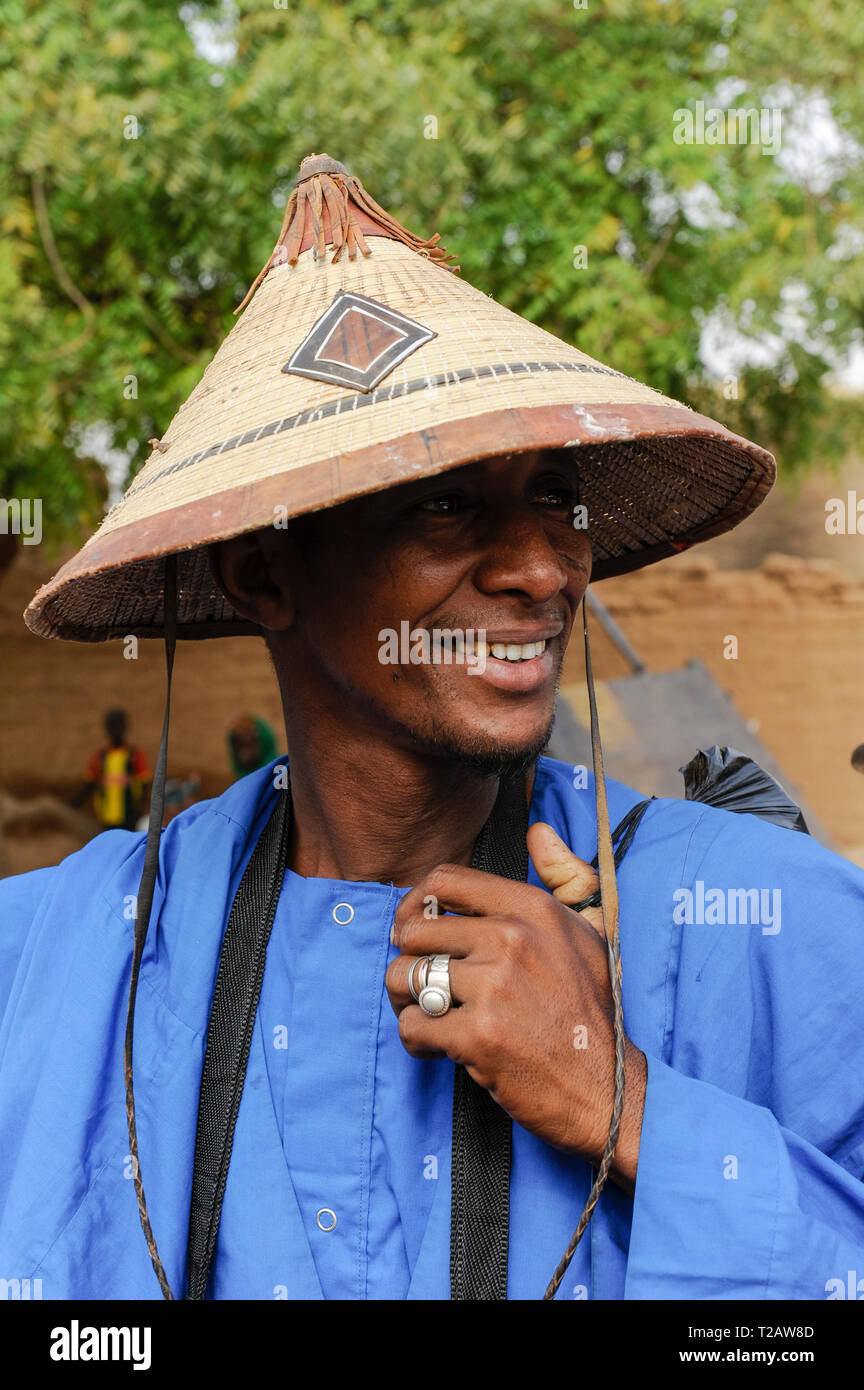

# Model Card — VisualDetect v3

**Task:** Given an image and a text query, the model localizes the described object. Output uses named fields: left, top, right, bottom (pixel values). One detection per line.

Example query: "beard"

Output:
left=269, top=627, right=561, bottom=779
left=360, top=664, right=562, bottom=779
left=440, top=723, right=555, bottom=778
left=401, top=705, right=557, bottom=779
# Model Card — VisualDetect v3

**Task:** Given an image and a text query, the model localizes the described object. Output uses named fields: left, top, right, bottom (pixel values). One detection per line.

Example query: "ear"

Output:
left=209, top=528, right=297, bottom=631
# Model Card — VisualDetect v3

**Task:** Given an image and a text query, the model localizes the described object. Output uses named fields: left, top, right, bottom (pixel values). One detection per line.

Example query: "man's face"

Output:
left=259, top=449, right=591, bottom=770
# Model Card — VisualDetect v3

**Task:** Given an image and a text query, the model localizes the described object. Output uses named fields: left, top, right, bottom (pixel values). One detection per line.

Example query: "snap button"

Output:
left=332, top=902, right=354, bottom=926
left=316, top=1208, right=337, bottom=1232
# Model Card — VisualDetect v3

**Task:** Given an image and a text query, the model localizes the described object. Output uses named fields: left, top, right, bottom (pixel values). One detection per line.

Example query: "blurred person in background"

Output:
left=227, top=714, right=278, bottom=779
left=75, top=708, right=150, bottom=832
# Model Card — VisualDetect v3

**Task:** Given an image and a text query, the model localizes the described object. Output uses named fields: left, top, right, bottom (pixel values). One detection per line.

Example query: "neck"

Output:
left=280, top=697, right=530, bottom=887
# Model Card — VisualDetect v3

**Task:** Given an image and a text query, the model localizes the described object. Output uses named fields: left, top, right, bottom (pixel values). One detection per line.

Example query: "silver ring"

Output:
left=408, top=955, right=430, bottom=1003
left=419, top=954, right=452, bottom=1017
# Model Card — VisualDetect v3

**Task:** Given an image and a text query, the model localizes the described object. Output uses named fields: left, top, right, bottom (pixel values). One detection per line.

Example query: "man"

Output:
left=2, top=154, right=864, bottom=1301
left=77, top=709, right=150, bottom=831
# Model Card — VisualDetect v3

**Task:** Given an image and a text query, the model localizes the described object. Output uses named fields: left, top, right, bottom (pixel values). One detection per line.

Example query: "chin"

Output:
left=419, top=715, right=555, bottom=778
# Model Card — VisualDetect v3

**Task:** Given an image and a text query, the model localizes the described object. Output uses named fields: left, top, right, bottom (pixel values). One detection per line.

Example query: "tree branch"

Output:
left=30, top=175, right=94, bottom=318
left=642, top=211, right=681, bottom=279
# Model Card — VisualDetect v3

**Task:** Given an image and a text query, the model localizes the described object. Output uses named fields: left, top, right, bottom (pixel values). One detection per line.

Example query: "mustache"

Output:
left=423, top=609, right=569, bottom=631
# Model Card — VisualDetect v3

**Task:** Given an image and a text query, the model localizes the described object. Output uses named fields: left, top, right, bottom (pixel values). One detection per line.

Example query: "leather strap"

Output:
left=542, top=596, right=629, bottom=1298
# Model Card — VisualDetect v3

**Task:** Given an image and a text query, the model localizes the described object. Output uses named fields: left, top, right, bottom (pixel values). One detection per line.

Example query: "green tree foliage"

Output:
left=2, top=0, right=862, bottom=545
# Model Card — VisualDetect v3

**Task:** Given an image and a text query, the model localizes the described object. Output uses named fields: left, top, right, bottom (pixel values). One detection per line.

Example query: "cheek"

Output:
left=318, top=537, right=459, bottom=624
left=564, top=535, right=592, bottom=601
left=294, top=551, right=410, bottom=676
left=578, top=533, right=593, bottom=580
left=294, top=521, right=470, bottom=672
left=298, top=535, right=392, bottom=619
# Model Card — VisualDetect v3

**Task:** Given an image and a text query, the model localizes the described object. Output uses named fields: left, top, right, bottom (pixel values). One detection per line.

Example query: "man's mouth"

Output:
left=445, top=623, right=563, bottom=655
left=456, top=629, right=561, bottom=691
left=475, top=639, right=556, bottom=691
left=471, top=638, right=547, bottom=662
left=488, top=639, right=547, bottom=661
left=406, top=623, right=564, bottom=691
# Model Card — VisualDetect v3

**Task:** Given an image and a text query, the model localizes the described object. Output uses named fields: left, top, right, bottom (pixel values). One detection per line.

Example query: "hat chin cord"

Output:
left=123, top=554, right=177, bottom=1300
left=542, top=597, right=627, bottom=1299
left=123, top=569, right=626, bottom=1302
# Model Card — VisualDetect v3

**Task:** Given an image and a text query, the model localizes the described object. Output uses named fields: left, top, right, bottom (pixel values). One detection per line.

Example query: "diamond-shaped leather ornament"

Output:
left=283, top=290, right=436, bottom=392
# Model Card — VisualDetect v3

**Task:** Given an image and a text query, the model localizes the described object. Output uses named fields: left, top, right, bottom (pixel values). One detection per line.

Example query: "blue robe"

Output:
left=1, top=754, right=864, bottom=1300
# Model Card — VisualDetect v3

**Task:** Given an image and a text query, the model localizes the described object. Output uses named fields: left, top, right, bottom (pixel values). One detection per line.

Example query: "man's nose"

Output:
left=472, top=508, right=572, bottom=604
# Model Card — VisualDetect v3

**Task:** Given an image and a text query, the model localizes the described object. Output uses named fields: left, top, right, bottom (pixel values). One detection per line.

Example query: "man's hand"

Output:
left=386, top=822, right=646, bottom=1192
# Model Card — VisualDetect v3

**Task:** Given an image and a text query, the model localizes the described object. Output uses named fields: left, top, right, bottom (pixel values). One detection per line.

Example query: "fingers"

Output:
left=526, top=821, right=604, bottom=936
left=527, top=821, right=597, bottom=902
left=391, top=910, right=483, bottom=962
left=396, top=999, right=469, bottom=1060
left=393, top=862, right=538, bottom=942
left=395, top=833, right=603, bottom=948
left=387, top=955, right=477, bottom=1061
left=392, top=848, right=603, bottom=961
left=385, top=952, right=471, bottom=1016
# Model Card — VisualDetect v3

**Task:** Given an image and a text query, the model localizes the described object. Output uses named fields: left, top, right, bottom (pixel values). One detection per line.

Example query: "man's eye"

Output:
left=417, top=493, right=466, bottom=515
left=532, top=484, right=576, bottom=509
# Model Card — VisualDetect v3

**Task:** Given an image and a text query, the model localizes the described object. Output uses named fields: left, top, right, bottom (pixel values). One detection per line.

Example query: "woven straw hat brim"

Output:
left=26, top=232, right=774, bottom=642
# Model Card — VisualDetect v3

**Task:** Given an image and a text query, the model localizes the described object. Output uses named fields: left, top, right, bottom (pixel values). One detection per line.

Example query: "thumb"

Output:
left=527, top=821, right=604, bottom=935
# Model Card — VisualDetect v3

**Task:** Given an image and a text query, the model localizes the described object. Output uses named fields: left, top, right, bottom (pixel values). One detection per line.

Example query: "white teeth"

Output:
left=463, top=637, right=488, bottom=659
left=489, top=639, right=549, bottom=662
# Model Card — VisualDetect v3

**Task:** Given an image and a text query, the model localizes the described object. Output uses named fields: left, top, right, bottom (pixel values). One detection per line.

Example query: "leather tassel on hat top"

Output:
left=235, top=152, right=460, bottom=315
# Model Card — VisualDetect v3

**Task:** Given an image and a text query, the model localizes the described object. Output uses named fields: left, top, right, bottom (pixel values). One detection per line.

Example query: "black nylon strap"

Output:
left=450, top=770, right=529, bottom=1301
left=185, top=780, right=291, bottom=1300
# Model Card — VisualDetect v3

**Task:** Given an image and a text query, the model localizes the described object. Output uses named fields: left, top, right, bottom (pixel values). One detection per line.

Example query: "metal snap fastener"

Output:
left=316, top=1208, right=337, bottom=1232
left=332, top=903, right=354, bottom=926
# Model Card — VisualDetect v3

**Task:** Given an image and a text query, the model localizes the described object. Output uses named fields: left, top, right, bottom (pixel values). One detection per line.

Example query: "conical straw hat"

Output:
left=26, top=153, right=774, bottom=642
